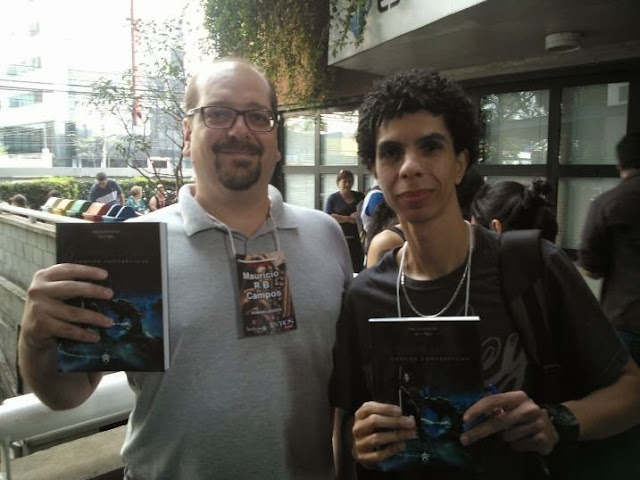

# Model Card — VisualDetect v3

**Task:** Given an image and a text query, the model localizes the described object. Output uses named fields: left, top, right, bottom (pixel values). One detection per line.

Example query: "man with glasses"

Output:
left=88, top=171, right=124, bottom=206
left=19, top=58, right=352, bottom=479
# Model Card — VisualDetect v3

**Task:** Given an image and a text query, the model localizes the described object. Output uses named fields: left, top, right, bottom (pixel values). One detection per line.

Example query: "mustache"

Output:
left=213, top=138, right=262, bottom=155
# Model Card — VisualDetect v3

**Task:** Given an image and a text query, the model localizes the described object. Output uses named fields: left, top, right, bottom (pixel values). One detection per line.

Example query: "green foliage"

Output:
left=85, top=14, right=205, bottom=190
left=204, top=0, right=332, bottom=105
left=0, top=177, right=177, bottom=210
left=0, top=178, right=83, bottom=209
left=329, top=0, right=371, bottom=58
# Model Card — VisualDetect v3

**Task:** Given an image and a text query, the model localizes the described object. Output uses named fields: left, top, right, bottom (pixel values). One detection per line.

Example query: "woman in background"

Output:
left=125, top=186, right=148, bottom=216
left=325, top=169, right=365, bottom=273
left=470, top=178, right=558, bottom=242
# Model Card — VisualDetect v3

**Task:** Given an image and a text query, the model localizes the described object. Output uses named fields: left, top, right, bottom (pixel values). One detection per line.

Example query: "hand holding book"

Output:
left=352, top=401, right=417, bottom=467
left=461, top=390, right=560, bottom=456
left=21, top=263, right=115, bottom=349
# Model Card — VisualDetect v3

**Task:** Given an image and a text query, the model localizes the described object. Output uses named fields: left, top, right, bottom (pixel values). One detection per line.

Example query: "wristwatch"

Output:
left=543, top=403, right=580, bottom=446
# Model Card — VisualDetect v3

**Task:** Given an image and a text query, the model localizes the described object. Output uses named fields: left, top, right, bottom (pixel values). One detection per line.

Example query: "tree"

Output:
left=204, top=0, right=332, bottom=106
left=85, top=14, right=212, bottom=190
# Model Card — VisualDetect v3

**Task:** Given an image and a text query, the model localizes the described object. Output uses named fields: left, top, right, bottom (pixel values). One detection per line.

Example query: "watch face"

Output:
left=547, top=404, right=579, bottom=444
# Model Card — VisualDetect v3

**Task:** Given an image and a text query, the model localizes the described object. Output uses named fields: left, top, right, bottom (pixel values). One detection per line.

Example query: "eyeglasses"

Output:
left=186, top=105, right=277, bottom=132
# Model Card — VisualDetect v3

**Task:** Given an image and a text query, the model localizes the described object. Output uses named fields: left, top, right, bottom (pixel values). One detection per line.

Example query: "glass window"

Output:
left=320, top=111, right=358, bottom=166
left=481, top=90, right=549, bottom=165
left=556, top=177, right=619, bottom=250
left=284, top=116, right=315, bottom=166
left=484, top=175, right=539, bottom=186
left=284, top=173, right=315, bottom=209
left=559, top=83, right=629, bottom=165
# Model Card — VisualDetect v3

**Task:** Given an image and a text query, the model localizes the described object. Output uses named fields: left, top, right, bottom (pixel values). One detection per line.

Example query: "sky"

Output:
left=0, top=0, right=194, bottom=76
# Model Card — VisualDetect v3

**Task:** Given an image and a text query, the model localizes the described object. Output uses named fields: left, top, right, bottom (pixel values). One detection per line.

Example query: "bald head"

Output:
left=184, top=59, right=278, bottom=115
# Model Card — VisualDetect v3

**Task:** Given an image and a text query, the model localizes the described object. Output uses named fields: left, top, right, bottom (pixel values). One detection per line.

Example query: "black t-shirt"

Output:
left=330, top=225, right=628, bottom=479
left=579, top=170, right=640, bottom=333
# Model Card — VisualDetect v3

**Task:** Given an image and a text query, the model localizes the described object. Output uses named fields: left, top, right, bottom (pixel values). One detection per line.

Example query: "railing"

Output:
left=0, top=203, right=88, bottom=224
left=0, top=372, right=134, bottom=480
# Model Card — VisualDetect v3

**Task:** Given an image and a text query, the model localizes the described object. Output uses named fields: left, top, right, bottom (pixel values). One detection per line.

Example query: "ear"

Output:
left=182, top=118, right=192, bottom=158
left=454, top=150, right=469, bottom=185
left=490, top=218, right=503, bottom=234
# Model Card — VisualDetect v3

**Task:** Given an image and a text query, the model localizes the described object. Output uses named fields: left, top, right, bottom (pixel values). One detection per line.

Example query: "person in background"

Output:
left=364, top=199, right=404, bottom=268
left=148, top=184, right=170, bottom=211
left=18, top=58, right=351, bottom=479
left=470, top=178, right=559, bottom=242
left=456, top=165, right=485, bottom=221
left=325, top=169, right=365, bottom=273
left=88, top=172, right=124, bottom=207
left=330, top=68, right=640, bottom=479
left=579, top=132, right=640, bottom=365
left=358, top=183, right=384, bottom=256
left=46, top=189, right=61, bottom=199
left=9, top=194, right=27, bottom=208
left=125, top=185, right=149, bottom=216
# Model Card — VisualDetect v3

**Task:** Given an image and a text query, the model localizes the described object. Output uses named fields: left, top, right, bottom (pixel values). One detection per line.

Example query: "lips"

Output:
left=397, top=189, right=433, bottom=203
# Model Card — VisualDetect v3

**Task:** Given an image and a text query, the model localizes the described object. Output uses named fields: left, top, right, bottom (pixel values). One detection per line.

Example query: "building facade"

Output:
left=280, top=0, right=640, bottom=260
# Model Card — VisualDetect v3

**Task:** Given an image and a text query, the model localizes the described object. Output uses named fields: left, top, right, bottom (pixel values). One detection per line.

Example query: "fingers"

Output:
left=460, top=391, right=559, bottom=455
left=352, top=402, right=416, bottom=466
left=30, top=264, right=113, bottom=301
left=21, top=264, right=115, bottom=350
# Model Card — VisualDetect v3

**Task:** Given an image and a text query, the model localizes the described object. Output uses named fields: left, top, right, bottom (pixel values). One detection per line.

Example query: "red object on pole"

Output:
left=131, top=0, right=138, bottom=126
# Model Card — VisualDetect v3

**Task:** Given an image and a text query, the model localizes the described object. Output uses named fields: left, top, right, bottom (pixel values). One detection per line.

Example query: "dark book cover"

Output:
left=369, top=316, right=483, bottom=472
left=56, top=222, right=169, bottom=372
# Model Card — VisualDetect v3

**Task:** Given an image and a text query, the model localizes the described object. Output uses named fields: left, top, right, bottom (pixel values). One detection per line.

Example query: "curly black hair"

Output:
left=356, top=69, right=479, bottom=171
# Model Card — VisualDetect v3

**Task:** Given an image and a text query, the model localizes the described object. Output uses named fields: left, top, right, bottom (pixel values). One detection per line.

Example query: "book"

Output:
left=56, top=222, right=169, bottom=372
left=368, top=316, right=484, bottom=472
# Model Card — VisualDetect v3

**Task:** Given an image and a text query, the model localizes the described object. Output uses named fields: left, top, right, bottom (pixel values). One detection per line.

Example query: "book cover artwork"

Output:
left=369, top=316, right=483, bottom=472
left=56, top=222, right=169, bottom=372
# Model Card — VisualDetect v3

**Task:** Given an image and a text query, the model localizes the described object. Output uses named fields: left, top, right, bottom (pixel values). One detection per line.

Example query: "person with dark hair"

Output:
left=9, top=194, right=27, bottom=208
left=456, top=165, right=485, bottom=221
left=580, top=132, right=640, bottom=364
left=18, top=58, right=352, bottom=478
left=470, top=178, right=559, bottom=242
left=46, top=189, right=61, bottom=199
left=88, top=172, right=124, bottom=206
left=365, top=198, right=404, bottom=268
left=330, top=69, right=640, bottom=478
left=325, top=169, right=365, bottom=272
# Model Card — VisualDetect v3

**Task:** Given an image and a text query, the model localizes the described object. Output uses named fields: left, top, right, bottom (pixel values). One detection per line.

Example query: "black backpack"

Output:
left=499, top=230, right=640, bottom=479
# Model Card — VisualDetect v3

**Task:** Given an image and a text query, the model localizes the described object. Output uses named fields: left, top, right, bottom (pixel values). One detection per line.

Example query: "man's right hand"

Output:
left=21, top=264, right=114, bottom=351
left=351, top=401, right=416, bottom=468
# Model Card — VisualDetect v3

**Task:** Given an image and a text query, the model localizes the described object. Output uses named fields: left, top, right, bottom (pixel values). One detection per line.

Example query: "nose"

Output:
left=398, top=148, right=423, bottom=179
left=227, top=112, right=252, bottom=137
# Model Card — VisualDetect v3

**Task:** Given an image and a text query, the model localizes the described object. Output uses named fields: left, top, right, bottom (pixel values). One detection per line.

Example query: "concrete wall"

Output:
left=0, top=213, right=56, bottom=399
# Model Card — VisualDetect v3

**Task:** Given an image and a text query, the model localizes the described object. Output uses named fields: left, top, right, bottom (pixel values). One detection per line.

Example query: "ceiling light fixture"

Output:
left=545, top=32, right=582, bottom=53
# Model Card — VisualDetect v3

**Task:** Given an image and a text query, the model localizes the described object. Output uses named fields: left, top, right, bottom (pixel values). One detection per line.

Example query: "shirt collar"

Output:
left=179, top=183, right=298, bottom=237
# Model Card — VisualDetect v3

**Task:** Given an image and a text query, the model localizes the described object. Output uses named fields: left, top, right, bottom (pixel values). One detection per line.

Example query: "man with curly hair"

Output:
left=330, top=69, right=640, bottom=478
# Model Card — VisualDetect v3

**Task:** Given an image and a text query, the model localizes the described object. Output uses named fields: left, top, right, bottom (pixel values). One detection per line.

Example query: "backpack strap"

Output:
left=500, top=230, right=563, bottom=402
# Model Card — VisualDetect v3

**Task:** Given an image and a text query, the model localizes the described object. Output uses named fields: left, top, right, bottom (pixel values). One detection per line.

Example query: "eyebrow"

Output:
left=201, top=101, right=271, bottom=111
left=378, top=132, right=447, bottom=149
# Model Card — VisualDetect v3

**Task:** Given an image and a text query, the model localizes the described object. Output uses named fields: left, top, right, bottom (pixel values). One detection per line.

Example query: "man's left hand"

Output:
left=460, top=390, right=559, bottom=455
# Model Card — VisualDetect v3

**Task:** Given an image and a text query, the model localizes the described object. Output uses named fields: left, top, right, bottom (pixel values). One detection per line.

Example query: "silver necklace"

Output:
left=396, top=221, right=474, bottom=318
